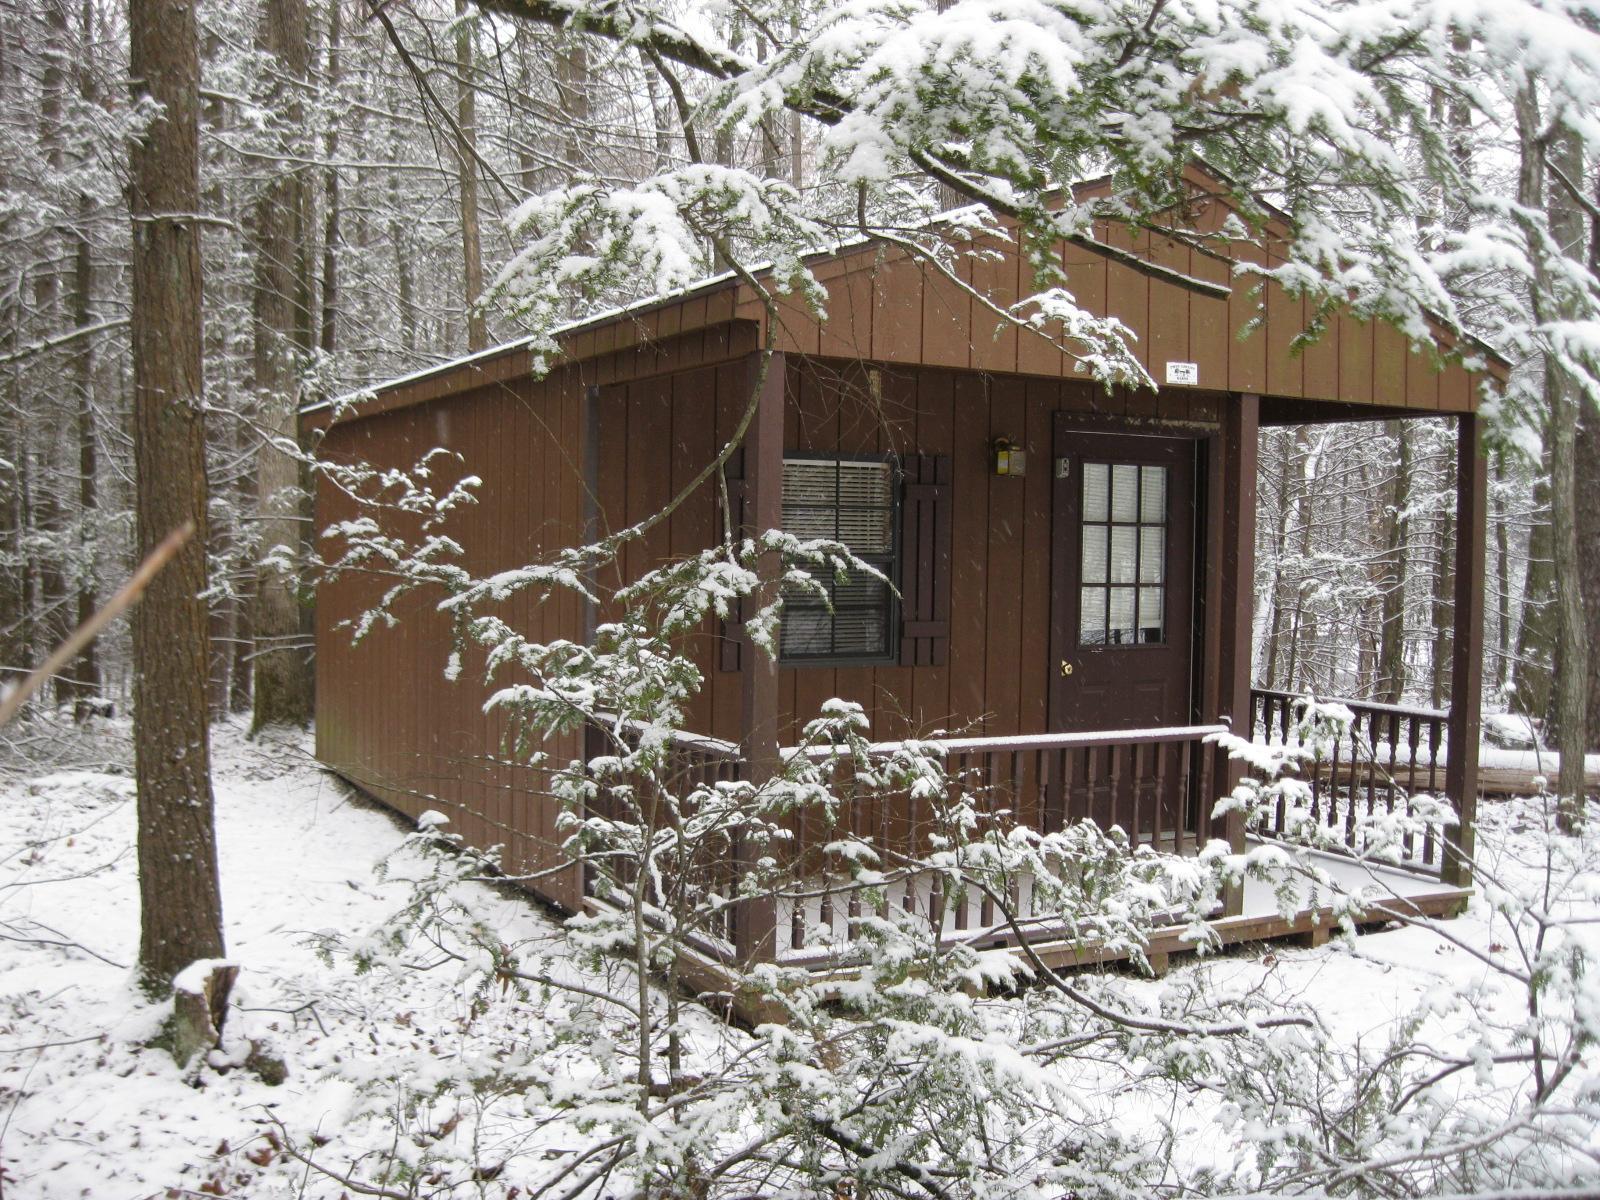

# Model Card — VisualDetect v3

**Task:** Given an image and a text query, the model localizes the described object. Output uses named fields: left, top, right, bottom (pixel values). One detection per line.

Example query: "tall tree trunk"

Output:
left=68, top=0, right=98, bottom=707
left=128, top=0, right=225, bottom=991
left=1492, top=448, right=1512, bottom=695
left=556, top=39, right=589, bottom=180
left=388, top=125, right=418, bottom=356
left=1518, top=89, right=1590, bottom=823
left=1583, top=163, right=1600, bottom=752
left=319, top=0, right=342, bottom=358
left=251, top=0, right=314, bottom=731
left=455, top=0, right=486, bottom=353
left=644, top=63, right=672, bottom=175
left=1545, top=127, right=1591, bottom=814
left=1376, top=421, right=1410, bottom=705
left=1513, top=458, right=1555, bottom=719
left=1429, top=434, right=1456, bottom=709
left=35, top=0, right=71, bottom=700
left=1261, top=428, right=1294, bottom=689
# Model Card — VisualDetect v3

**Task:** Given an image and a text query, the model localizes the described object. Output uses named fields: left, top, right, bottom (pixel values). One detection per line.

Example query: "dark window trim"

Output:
left=779, top=451, right=902, bottom=667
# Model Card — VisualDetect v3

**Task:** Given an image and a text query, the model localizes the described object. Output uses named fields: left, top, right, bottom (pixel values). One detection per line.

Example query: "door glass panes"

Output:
left=1081, top=525, right=1107, bottom=583
left=1139, top=527, right=1163, bottom=583
left=1082, top=463, right=1109, bottom=521
left=1110, top=464, right=1139, bottom=521
left=1139, top=465, right=1166, bottom=523
left=1109, top=527, right=1136, bottom=583
left=1079, top=461, right=1170, bottom=645
left=780, top=457, right=896, bottom=660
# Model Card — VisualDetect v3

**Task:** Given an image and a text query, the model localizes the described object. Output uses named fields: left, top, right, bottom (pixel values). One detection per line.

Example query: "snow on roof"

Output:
left=302, top=265, right=746, bottom=418
left=308, top=173, right=1505, bottom=421
left=302, top=210, right=976, bottom=419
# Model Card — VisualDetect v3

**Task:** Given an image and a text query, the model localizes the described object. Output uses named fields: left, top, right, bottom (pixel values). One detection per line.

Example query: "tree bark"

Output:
left=68, top=0, right=98, bottom=707
left=455, top=0, right=487, bottom=353
left=1513, top=457, right=1555, bottom=719
left=1429, top=434, right=1456, bottom=709
left=1492, top=448, right=1512, bottom=695
left=319, top=0, right=342, bottom=357
left=1583, top=163, right=1600, bottom=753
left=1546, top=127, right=1591, bottom=814
left=128, top=0, right=226, bottom=991
left=250, top=0, right=314, bottom=732
left=1518, top=88, right=1590, bottom=824
left=1376, top=421, right=1410, bottom=705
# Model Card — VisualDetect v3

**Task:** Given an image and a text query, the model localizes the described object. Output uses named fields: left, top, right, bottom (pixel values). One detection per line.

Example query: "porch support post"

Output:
left=1442, top=412, right=1486, bottom=889
left=735, top=349, right=784, bottom=963
left=1214, top=393, right=1259, bottom=916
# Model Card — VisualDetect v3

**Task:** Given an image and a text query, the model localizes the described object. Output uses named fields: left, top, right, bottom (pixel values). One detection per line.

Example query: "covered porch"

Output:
left=585, top=386, right=1487, bottom=980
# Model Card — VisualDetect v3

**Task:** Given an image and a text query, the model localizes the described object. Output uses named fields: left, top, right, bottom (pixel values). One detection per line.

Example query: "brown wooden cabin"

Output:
left=309, top=174, right=1503, bottom=980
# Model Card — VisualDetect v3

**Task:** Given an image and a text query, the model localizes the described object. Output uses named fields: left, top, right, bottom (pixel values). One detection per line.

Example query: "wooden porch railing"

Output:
left=585, top=695, right=1456, bottom=970
left=582, top=721, right=1232, bottom=965
left=1249, top=688, right=1450, bottom=875
left=778, top=724, right=1227, bottom=962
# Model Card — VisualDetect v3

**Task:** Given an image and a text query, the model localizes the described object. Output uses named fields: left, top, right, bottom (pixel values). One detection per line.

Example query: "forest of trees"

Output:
left=0, top=0, right=1594, bottom=970
left=5, top=1, right=1600, bottom=1195
left=2, top=0, right=1594, bottom=754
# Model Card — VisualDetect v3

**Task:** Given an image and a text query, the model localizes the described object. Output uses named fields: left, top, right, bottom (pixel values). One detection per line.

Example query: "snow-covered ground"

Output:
left=0, top=717, right=1594, bottom=1196
left=0, top=718, right=651, bottom=1197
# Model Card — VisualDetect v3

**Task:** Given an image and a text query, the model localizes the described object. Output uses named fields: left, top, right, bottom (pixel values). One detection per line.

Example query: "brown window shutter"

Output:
left=718, top=449, right=747, bottom=672
left=898, top=453, right=952, bottom=666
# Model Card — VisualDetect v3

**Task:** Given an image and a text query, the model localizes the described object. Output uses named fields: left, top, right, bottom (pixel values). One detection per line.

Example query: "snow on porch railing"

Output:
left=1249, top=688, right=1450, bottom=876
left=585, top=721, right=1248, bottom=964
left=777, top=724, right=1227, bottom=962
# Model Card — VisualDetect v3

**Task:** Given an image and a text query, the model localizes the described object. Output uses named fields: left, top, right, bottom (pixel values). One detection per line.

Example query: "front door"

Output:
left=1049, top=422, right=1197, bottom=733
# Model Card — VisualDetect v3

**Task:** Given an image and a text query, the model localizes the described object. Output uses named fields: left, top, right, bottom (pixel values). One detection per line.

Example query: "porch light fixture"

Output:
left=992, top=437, right=1026, bottom=476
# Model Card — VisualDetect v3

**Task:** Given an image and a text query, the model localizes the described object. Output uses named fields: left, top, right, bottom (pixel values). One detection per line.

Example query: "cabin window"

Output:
left=1079, top=461, right=1167, bottom=646
left=779, top=455, right=898, bottom=662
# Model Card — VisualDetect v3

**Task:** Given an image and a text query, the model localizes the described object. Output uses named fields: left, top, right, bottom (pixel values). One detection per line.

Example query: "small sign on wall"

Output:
left=1165, top=361, right=1199, bottom=386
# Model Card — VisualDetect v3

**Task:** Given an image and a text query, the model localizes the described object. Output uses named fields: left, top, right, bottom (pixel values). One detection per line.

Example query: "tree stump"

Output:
left=171, top=959, right=238, bottom=1068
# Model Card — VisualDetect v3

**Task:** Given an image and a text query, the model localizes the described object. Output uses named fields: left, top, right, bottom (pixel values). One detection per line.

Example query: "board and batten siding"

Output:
left=313, top=189, right=1497, bottom=916
left=314, top=324, right=764, bottom=909
left=315, top=367, right=588, bottom=909
left=766, top=358, right=1223, bottom=746
left=742, top=206, right=1488, bottom=413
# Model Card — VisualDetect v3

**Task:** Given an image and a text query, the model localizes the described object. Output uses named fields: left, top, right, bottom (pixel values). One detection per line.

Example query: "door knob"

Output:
left=1060, top=660, right=1074, bottom=677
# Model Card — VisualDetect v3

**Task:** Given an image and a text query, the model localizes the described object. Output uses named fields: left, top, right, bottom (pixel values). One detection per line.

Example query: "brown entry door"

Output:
left=1049, top=423, right=1196, bottom=733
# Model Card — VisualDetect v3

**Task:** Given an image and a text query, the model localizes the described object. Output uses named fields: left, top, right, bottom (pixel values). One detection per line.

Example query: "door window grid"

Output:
left=1079, top=461, right=1168, bottom=646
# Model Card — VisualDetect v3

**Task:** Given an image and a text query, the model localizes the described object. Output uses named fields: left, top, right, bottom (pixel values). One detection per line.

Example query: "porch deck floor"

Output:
left=1239, top=841, right=1461, bottom=914
left=772, top=841, right=1469, bottom=983
left=1023, top=840, right=1470, bottom=974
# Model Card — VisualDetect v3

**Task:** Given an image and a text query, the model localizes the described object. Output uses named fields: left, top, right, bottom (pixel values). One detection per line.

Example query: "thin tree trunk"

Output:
left=1518, top=88, right=1590, bottom=824
left=1493, top=448, right=1512, bottom=695
left=1261, top=428, right=1294, bottom=689
left=319, top=0, right=342, bottom=357
left=1429, top=437, right=1456, bottom=709
left=128, top=0, right=225, bottom=991
left=1514, top=457, right=1555, bottom=719
left=251, top=0, right=314, bottom=731
left=68, top=0, right=98, bottom=707
left=644, top=63, right=672, bottom=175
left=1545, top=127, right=1591, bottom=813
left=1285, top=433, right=1316, bottom=693
left=388, top=126, right=417, bottom=356
left=455, top=0, right=486, bottom=353
left=1583, top=163, right=1600, bottom=753
left=1377, top=422, right=1410, bottom=705
left=36, top=0, right=71, bottom=700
